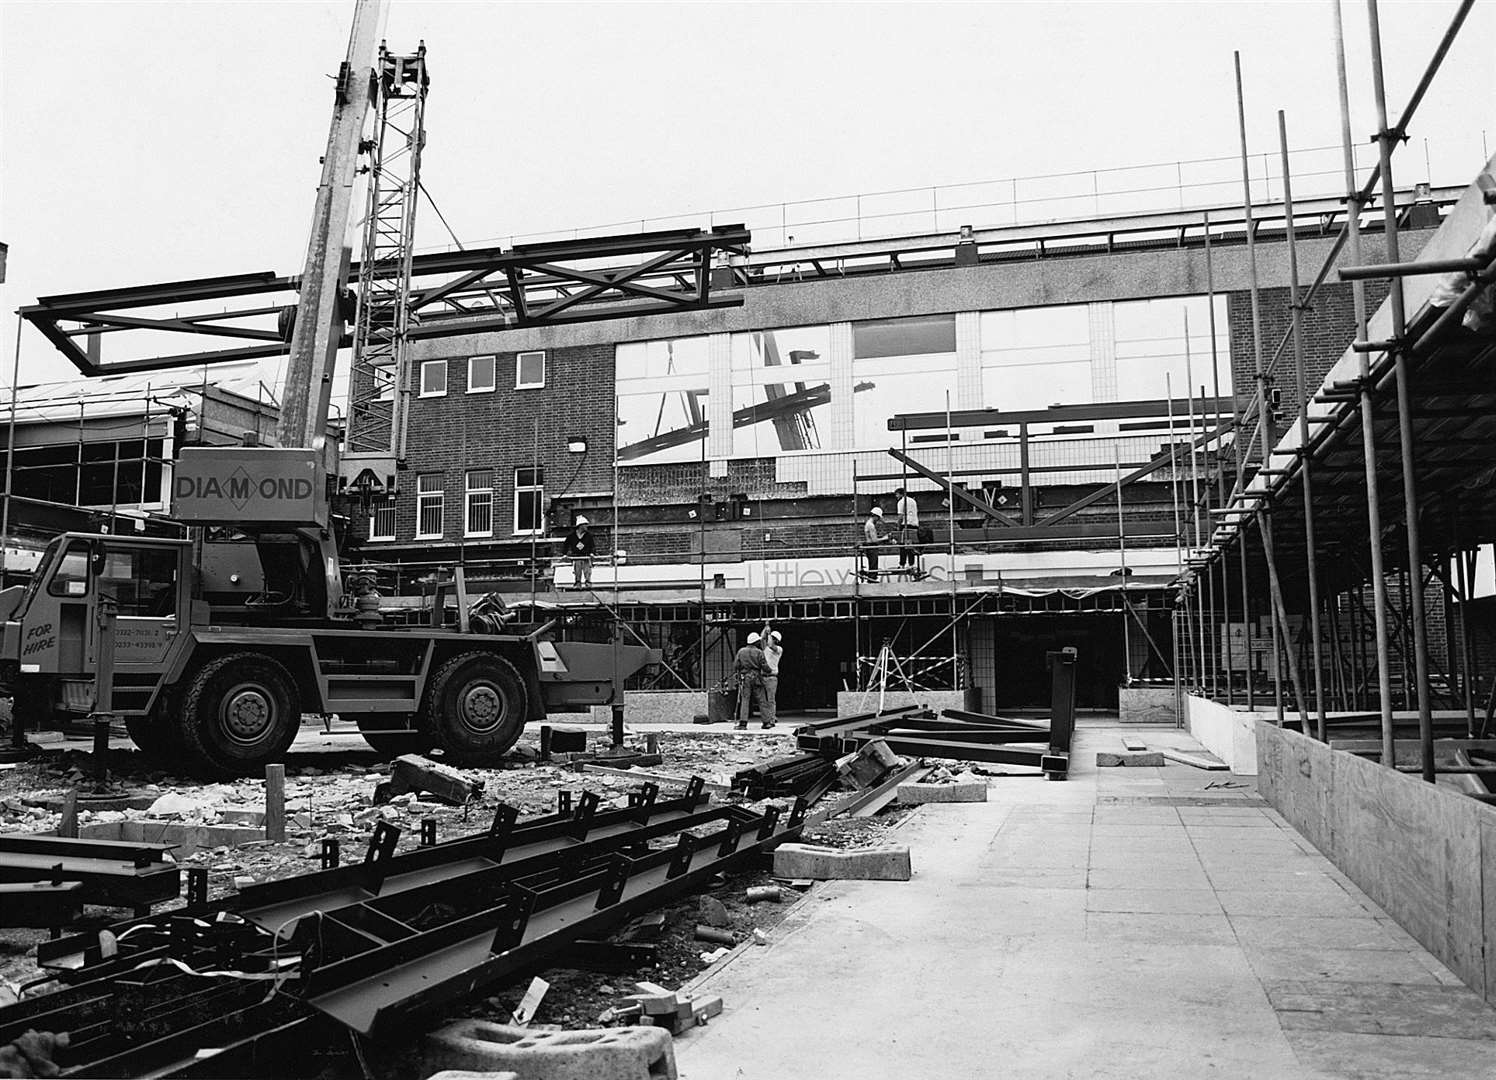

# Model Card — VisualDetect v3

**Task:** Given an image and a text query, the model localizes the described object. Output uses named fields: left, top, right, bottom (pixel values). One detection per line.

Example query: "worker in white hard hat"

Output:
left=862, top=504, right=890, bottom=578
left=758, top=625, right=783, bottom=729
left=562, top=514, right=595, bottom=589
left=732, top=630, right=771, bottom=730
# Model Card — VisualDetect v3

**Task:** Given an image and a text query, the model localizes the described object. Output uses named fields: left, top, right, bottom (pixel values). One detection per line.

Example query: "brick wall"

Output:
left=1226, top=279, right=1394, bottom=421
left=377, top=343, right=616, bottom=548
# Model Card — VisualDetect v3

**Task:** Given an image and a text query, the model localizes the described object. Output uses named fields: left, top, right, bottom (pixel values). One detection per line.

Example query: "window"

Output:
left=616, top=336, right=710, bottom=464
left=851, top=314, right=958, bottom=450
left=368, top=498, right=396, bottom=541
left=516, top=350, right=546, bottom=390
left=514, top=467, right=544, bottom=534
left=420, top=360, right=448, bottom=397
left=467, top=355, right=496, bottom=394
left=96, top=547, right=177, bottom=617
left=416, top=474, right=444, bottom=538
left=47, top=542, right=91, bottom=597
left=730, top=326, right=833, bottom=456
left=465, top=470, right=494, bottom=536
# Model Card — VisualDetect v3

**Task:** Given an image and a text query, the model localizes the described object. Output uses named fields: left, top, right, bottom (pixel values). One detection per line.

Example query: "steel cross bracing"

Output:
left=344, top=44, right=430, bottom=480
left=2, top=778, right=804, bottom=1077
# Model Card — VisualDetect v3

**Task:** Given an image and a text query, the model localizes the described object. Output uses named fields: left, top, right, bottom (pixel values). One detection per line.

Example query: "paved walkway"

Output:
left=677, top=724, right=1496, bottom=1078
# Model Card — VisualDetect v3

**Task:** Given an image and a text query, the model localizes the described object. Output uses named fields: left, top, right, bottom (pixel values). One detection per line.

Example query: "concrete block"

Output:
left=1095, top=751, right=1166, bottom=768
left=771, top=842, right=911, bottom=881
left=376, top=754, right=484, bottom=806
left=425, top=1020, right=675, bottom=1080
left=427, top=1072, right=519, bottom=1080
left=897, top=781, right=986, bottom=803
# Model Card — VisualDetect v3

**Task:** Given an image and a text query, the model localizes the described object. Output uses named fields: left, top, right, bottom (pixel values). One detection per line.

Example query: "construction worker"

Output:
left=733, top=631, right=771, bottom=730
left=862, top=505, right=889, bottom=577
left=759, top=626, right=783, bottom=729
left=562, top=515, right=595, bottom=588
left=893, top=486, right=920, bottom=572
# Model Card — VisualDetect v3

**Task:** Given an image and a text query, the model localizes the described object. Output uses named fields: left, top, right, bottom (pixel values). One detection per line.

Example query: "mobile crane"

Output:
left=0, top=1, right=656, bottom=776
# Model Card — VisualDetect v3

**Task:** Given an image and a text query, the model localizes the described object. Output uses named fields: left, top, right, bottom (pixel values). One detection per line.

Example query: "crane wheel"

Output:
left=352, top=714, right=434, bottom=759
left=178, top=653, right=301, bottom=778
left=425, top=651, right=528, bottom=765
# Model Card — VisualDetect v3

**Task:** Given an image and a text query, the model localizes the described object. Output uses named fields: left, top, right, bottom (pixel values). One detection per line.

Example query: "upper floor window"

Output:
left=420, top=360, right=448, bottom=397
left=516, top=350, right=546, bottom=390
left=468, top=355, right=496, bottom=394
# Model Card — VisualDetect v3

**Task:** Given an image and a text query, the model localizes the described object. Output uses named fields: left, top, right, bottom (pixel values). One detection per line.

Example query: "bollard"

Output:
left=91, top=719, right=111, bottom=786
left=58, top=789, right=79, bottom=838
left=321, top=837, right=340, bottom=869
left=539, top=725, right=553, bottom=762
left=645, top=732, right=660, bottom=756
left=421, top=817, right=437, bottom=847
left=264, top=764, right=286, bottom=842
left=611, top=703, right=625, bottom=749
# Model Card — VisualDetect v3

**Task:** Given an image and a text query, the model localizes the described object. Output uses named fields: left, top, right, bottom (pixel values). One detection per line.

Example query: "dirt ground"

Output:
left=0, top=725, right=915, bottom=1036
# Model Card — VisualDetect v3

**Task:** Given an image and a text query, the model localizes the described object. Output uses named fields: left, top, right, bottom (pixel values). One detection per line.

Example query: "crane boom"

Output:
left=275, top=0, right=387, bottom=454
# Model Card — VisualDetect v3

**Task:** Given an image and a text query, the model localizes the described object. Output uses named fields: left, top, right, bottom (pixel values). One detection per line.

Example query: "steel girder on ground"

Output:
left=795, top=647, right=1078, bottom=776
left=21, top=227, right=750, bottom=376
left=2, top=778, right=803, bottom=1078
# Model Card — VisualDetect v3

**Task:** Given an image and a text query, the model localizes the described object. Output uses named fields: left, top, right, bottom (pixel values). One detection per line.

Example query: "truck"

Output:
left=0, top=445, right=652, bottom=776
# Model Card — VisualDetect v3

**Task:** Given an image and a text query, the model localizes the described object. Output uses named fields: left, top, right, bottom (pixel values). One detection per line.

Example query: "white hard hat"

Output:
left=871, top=506, right=883, bottom=516
left=747, top=632, right=761, bottom=644
left=771, top=631, right=782, bottom=641
left=575, top=516, right=589, bottom=525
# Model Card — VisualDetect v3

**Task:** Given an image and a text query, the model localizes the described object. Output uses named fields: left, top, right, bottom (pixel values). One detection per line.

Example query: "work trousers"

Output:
left=736, top=677, right=766, bottom=725
left=760, top=675, right=778, bottom=725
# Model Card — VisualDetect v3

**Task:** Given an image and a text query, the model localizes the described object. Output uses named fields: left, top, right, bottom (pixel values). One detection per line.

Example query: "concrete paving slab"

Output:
left=1086, top=866, right=1214, bottom=891
left=1244, top=947, right=1451, bottom=986
left=1283, top=1030, right=1496, bottom=1079
left=1218, top=889, right=1380, bottom=919
left=1083, top=911, right=1238, bottom=946
left=1085, top=887, right=1224, bottom=915
left=1229, top=915, right=1406, bottom=951
left=1264, top=979, right=1496, bottom=1038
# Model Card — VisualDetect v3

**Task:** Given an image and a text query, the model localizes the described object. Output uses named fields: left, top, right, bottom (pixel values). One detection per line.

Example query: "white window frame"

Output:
left=513, top=467, right=544, bottom=535
left=367, top=498, right=396, bottom=542
left=464, top=469, right=494, bottom=537
left=516, top=350, right=546, bottom=390
left=415, top=474, right=444, bottom=539
left=419, top=359, right=448, bottom=398
left=467, top=355, right=496, bottom=394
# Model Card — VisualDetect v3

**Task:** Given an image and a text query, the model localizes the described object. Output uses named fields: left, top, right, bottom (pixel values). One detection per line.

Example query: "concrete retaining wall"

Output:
left=1185, top=695, right=1265, bottom=775
left=1118, top=687, right=1176, bottom=724
left=1257, top=721, right=1496, bottom=1005
left=835, top=689, right=979, bottom=717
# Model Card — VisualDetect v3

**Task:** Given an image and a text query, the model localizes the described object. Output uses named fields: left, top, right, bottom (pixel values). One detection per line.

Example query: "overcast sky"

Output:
left=1, top=0, right=1491, bottom=388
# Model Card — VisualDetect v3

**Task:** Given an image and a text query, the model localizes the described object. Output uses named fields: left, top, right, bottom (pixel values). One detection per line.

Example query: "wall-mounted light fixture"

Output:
left=566, top=436, right=588, bottom=454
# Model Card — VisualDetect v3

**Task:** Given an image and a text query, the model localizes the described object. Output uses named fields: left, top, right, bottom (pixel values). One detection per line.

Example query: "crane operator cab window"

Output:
left=46, top=542, right=93, bottom=598
left=96, top=548, right=177, bottom=617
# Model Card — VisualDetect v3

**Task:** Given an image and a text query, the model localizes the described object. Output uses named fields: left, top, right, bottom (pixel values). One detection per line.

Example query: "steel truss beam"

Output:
left=21, top=227, right=751, bottom=376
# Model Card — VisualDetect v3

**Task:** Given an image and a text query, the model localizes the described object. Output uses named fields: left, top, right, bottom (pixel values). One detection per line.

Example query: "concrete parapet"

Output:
left=772, top=842, right=912, bottom=881
left=836, top=689, right=977, bottom=717
left=425, top=1020, right=676, bottom=1080
left=897, top=781, right=986, bottom=803
left=1118, top=686, right=1177, bottom=724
